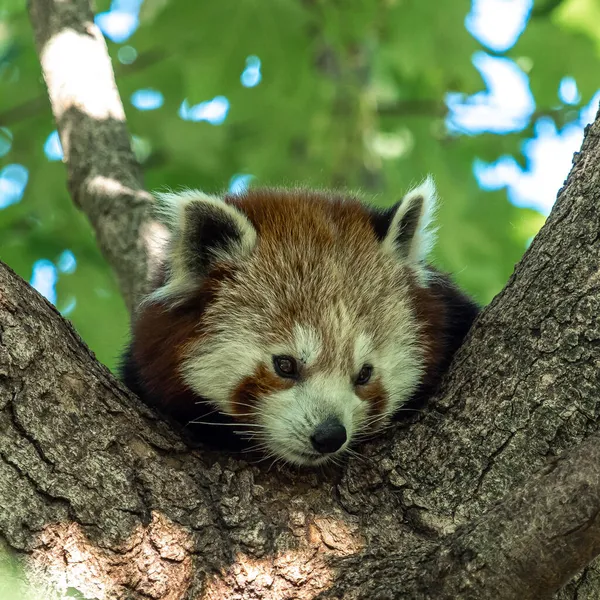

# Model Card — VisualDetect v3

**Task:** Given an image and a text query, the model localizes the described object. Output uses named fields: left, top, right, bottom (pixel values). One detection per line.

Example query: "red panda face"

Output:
left=143, top=182, right=437, bottom=466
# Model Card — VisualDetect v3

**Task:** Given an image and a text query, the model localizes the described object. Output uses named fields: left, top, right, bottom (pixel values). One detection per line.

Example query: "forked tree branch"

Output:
left=7, top=0, right=600, bottom=598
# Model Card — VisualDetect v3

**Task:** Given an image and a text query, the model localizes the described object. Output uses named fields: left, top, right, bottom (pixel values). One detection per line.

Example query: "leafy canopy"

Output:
left=0, top=0, right=598, bottom=370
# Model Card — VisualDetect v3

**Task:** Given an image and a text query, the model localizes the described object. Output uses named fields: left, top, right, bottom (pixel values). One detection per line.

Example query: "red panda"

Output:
left=120, top=179, right=479, bottom=466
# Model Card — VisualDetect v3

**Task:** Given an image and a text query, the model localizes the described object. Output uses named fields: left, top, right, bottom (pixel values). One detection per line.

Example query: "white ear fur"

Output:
left=154, top=189, right=233, bottom=232
left=381, top=176, right=438, bottom=280
left=148, top=189, right=257, bottom=304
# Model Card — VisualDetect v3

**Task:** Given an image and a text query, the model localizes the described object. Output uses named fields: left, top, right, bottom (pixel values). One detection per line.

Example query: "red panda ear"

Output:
left=374, top=177, right=437, bottom=281
left=149, top=190, right=257, bottom=302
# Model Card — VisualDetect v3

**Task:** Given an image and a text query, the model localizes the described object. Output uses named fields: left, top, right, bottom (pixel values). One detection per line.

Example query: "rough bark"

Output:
left=26, top=0, right=167, bottom=313
left=321, top=428, right=600, bottom=599
left=6, top=0, right=600, bottom=597
left=1, top=106, right=600, bottom=597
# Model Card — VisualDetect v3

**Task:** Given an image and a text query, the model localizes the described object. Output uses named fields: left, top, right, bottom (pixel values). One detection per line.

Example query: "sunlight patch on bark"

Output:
left=29, top=512, right=193, bottom=600
left=203, top=516, right=364, bottom=600
left=86, top=175, right=168, bottom=292
left=204, top=550, right=335, bottom=600
left=40, top=27, right=125, bottom=123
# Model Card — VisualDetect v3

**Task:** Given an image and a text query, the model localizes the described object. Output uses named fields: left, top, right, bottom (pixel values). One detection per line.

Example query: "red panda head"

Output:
left=133, top=180, right=438, bottom=466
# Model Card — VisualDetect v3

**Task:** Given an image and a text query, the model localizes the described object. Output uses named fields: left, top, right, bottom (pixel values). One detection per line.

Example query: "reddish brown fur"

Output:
left=231, top=363, right=295, bottom=416
left=227, top=189, right=375, bottom=241
left=131, top=266, right=235, bottom=418
left=355, top=379, right=389, bottom=417
left=132, top=303, right=200, bottom=414
left=407, top=275, right=446, bottom=381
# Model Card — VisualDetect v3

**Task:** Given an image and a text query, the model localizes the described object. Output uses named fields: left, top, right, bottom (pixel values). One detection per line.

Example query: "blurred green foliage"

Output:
left=0, top=0, right=599, bottom=371
left=0, top=543, right=93, bottom=600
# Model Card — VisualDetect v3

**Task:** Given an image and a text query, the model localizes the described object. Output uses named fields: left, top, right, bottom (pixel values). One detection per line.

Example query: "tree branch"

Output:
left=2, top=100, right=600, bottom=597
left=0, top=47, right=169, bottom=128
left=26, top=0, right=167, bottom=313
left=0, top=259, right=358, bottom=599
left=322, top=429, right=600, bottom=599
left=10, top=0, right=600, bottom=598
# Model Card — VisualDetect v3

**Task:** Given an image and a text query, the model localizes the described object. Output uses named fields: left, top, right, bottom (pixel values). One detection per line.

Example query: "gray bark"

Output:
left=3, top=0, right=599, bottom=597
left=2, top=116, right=600, bottom=599
left=26, top=0, right=167, bottom=313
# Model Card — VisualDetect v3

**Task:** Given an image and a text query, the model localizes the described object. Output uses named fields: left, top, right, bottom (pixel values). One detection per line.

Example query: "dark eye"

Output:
left=355, top=364, right=373, bottom=385
left=273, top=355, right=299, bottom=379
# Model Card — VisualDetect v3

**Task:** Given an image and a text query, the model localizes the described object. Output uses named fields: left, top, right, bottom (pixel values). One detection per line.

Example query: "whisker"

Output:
left=188, top=420, right=266, bottom=427
left=194, top=398, right=213, bottom=406
left=188, top=407, right=223, bottom=420
left=227, top=404, right=300, bottom=427
left=350, top=450, right=374, bottom=465
left=394, top=407, right=432, bottom=415
left=230, top=401, right=259, bottom=409
left=244, top=430, right=269, bottom=440
left=359, top=415, right=391, bottom=429
left=234, top=429, right=268, bottom=439
left=230, top=402, right=272, bottom=416
left=362, top=413, right=388, bottom=423
left=249, top=451, right=279, bottom=466
left=344, top=447, right=369, bottom=462
left=221, top=412, right=259, bottom=418
left=267, top=455, right=283, bottom=472
left=353, top=421, right=398, bottom=436
left=244, top=443, right=271, bottom=453
left=356, top=421, right=398, bottom=434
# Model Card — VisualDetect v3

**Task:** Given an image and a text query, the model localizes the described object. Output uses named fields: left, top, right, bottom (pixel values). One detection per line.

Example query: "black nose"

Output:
left=311, top=417, right=347, bottom=454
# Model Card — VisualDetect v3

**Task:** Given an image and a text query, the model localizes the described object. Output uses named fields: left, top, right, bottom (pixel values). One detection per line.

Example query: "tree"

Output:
left=8, top=0, right=596, bottom=370
left=2, top=0, right=600, bottom=598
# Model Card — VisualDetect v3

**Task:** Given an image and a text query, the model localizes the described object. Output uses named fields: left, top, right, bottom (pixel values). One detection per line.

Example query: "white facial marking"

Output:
left=292, top=324, right=322, bottom=366
left=353, top=332, right=374, bottom=372
left=258, top=372, right=366, bottom=466
left=375, top=340, right=423, bottom=420
left=181, top=332, right=263, bottom=413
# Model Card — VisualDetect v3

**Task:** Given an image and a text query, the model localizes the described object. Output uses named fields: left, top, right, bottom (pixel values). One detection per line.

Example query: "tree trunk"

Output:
left=3, top=0, right=600, bottom=598
left=2, top=114, right=600, bottom=596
